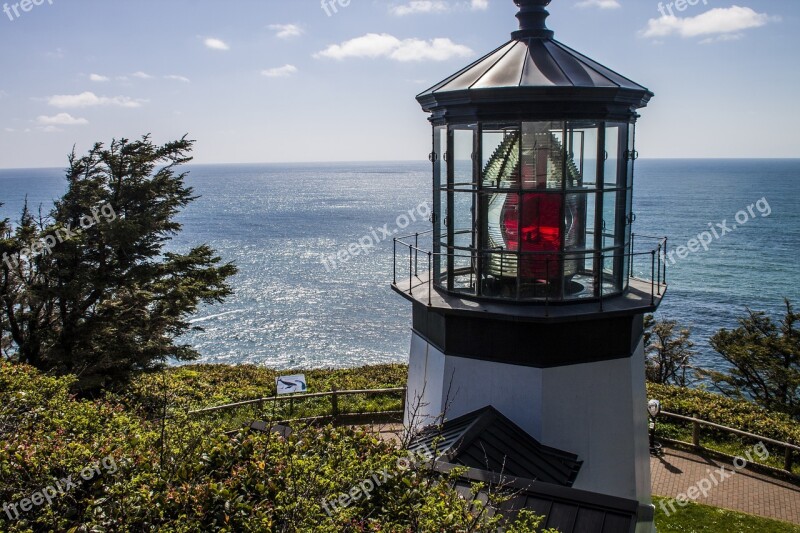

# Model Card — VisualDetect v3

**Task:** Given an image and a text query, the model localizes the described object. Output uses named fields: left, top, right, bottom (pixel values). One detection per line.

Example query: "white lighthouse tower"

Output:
left=392, top=2, right=667, bottom=531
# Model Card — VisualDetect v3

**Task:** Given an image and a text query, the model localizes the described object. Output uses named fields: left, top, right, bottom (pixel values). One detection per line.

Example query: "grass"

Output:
left=654, top=496, right=800, bottom=532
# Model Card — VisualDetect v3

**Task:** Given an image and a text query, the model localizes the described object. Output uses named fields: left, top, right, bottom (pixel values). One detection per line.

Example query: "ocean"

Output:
left=1, top=159, right=798, bottom=373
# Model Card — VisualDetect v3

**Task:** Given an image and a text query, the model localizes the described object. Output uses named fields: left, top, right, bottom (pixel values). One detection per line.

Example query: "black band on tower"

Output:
left=512, top=0, right=555, bottom=40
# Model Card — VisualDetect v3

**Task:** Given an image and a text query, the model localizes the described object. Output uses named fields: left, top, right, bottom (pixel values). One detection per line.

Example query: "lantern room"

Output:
left=418, top=0, right=653, bottom=303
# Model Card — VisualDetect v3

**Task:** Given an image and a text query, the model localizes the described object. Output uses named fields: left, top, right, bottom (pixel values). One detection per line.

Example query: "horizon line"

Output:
left=2, top=157, right=800, bottom=172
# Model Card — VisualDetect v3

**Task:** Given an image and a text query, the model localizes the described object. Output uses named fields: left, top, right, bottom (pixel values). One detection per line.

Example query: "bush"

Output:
left=0, top=360, right=544, bottom=532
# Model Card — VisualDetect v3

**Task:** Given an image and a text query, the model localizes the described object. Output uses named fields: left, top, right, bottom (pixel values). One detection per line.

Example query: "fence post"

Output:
left=692, top=416, right=701, bottom=449
left=331, top=389, right=339, bottom=421
left=785, top=440, right=794, bottom=473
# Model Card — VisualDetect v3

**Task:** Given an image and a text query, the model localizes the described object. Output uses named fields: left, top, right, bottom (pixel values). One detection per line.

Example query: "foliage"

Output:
left=647, top=382, right=800, bottom=474
left=701, top=299, right=799, bottom=420
left=505, top=510, right=560, bottom=533
left=644, top=314, right=696, bottom=386
left=0, top=360, right=552, bottom=532
left=653, top=496, right=800, bottom=533
left=120, top=363, right=409, bottom=423
left=647, top=382, right=800, bottom=446
left=0, top=136, right=237, bottom=391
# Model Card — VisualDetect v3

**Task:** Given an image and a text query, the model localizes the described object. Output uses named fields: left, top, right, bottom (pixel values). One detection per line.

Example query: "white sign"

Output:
left=276, top=374, right=307, bottom=395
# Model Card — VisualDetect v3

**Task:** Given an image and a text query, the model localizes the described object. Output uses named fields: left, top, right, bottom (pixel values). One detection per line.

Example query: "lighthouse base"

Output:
left=405, top=331, right=655, bottom=532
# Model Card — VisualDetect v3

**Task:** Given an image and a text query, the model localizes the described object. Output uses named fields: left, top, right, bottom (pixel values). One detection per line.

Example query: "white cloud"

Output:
left=165, top=74, right=191, bottom=83
left=640, top=6, right=775, bottom=39
left=204, top=38, right=230, bottom=51
left=36, top=113, right=88, bottom=126
left=391, top=1, right=449, bottom=16
left=261, top=64, right=298, bottom=78
left=89, top=73, right=109, bottom=82
left=576, top=0, right=621, bottom=9
left=132, top=71, right=153, bottom=79
left=315, top=33, right=473, bottom=62
left=269, top=23, right=302, bottom=39
left=390, top=0, right=487, bottom=15
left=47, top=91, right=146, bottom=109
left=5, top=127, right=16, bottom=132
left=40, top=126, right=62, bottom=133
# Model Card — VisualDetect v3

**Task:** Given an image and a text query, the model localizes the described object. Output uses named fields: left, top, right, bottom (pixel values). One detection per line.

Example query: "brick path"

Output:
left=651, top=447, right=800, bottom=525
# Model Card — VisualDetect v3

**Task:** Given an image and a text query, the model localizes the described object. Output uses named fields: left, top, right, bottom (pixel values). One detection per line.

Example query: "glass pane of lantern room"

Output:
left=602, top=190, right=620, bottom=249
left=604, top=124, right=624, bottom=188
left=433, top=126, right=447, bottom=285
left=521, top=122, right=564, bottom=190
left=517, top=192, right=564, bottom=298
left=452, top=128, right=475, bottom=189
left=563, top=191, right=595, bottom=300
left=565, top=122, right=599, bottom=190
left=482, top=125, right=519, bottom=189
left=627, top=123, right=636, bottom=188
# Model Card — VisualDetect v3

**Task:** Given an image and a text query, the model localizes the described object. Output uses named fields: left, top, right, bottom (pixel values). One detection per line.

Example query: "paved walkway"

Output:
left=651, top=447, right=800, bottom=525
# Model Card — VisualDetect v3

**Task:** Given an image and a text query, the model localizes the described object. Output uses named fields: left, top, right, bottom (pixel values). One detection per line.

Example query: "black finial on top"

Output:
left=512, top=0, right=554, bottom=40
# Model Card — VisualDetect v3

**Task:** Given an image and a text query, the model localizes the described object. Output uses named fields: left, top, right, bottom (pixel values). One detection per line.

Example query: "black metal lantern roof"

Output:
left=417, top=0, right=653, bottom=122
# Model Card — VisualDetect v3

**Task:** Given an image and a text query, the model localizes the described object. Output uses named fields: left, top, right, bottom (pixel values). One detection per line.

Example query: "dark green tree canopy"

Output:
left=644, top=315, right=696, bottom=387
left=703, top=299, right=799, bottom=420
left=0, top=136, right=237, bottom=390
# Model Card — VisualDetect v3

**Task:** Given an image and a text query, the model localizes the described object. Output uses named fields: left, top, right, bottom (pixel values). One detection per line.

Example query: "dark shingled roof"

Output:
left=409, top=405, right=583, bottom=487
left=435, top=462, right=644, bottom=533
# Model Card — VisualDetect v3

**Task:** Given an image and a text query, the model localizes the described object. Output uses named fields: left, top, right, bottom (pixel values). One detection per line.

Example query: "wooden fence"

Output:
left=660, top=411, right=799, bottom=474
left=184, top=387, right=798, bottom=474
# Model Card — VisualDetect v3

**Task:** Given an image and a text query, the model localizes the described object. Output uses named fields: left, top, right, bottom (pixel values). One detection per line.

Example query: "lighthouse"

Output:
left=392, top=1, right=667, bottom=531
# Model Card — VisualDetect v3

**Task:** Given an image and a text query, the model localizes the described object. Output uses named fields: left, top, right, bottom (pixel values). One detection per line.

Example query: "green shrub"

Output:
left=0, top=360, right=545, bottom=532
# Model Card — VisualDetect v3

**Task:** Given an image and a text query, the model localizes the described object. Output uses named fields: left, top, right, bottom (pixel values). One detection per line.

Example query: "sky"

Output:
left=0, top=0, right=797, bottom=168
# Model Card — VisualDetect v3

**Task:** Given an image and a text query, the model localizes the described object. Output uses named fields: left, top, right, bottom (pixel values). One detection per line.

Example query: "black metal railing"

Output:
left=393, top=230, right=667, bottom=308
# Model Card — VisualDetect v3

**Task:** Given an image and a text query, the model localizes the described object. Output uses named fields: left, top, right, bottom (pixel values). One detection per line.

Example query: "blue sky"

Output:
left=0, top=0, right=796, bottom=168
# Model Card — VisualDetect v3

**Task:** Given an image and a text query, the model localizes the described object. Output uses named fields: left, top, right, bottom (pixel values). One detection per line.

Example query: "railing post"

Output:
left=408, top=246, right=413, bottom=294
left=428, top=252, right=432, bottom=306
left=393, top=239, right=397, bottom=285
left=663, top=237, right=668, bottom=286
left=630, top=233, right=635, bottom=277
left=786, top=440, right=794, bottom=473
left=650, top=250, right=656, bottom=306
left=415, top=233, right=419, bottom=276
left=401, top=390, right=407, bottom=421
left=692, top=416, right=701, bottom=449
left=331, top=389, right=339, bottom=420
left=656, top=243, right=662, bottom=295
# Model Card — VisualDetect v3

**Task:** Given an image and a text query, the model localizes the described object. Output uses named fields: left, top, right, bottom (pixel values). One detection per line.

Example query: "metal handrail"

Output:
left=393, top=232, right=667, bottom=307
left=188, top=387, right=407, bottom=416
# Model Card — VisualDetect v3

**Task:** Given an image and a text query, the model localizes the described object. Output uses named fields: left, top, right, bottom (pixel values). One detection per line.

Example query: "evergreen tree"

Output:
left=643, top=315, right=696, bottom=387
left=704, top=300, right=799, bottom=420
left=0, top=136, right=237, bottom=390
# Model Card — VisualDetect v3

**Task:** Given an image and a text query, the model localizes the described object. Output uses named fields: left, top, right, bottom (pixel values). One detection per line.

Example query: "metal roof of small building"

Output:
left=409, top=405, right=583, bottom=487
left=434, top=462, right=642, bottom=533
left=417, top=0, right=653, bottom=120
